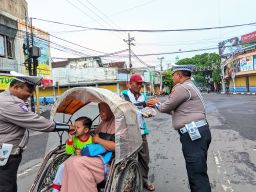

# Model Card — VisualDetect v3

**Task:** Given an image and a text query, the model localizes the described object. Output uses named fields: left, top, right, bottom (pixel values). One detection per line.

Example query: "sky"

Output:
left=26, top=0, right=256, bottom=70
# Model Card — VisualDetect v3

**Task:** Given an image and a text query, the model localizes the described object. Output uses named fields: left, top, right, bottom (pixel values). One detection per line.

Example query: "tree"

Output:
left=162, top=69, right=173, bottom=92
left=176, top=53, right=221, bottom=91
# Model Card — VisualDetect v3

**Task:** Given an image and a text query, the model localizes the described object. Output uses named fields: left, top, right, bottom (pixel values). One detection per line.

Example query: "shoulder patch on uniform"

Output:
left=18, top=103, right=29, bottom=112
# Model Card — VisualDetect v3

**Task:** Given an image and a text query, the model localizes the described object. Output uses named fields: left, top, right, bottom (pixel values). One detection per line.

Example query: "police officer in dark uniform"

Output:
left=147, top=64, right=211, bottom=192
left=0, top=72, right=56, bottom=192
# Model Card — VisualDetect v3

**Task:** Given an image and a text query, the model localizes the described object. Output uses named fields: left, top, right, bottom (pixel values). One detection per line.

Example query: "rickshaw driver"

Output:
left=0, top=73, right=56, bottom=192
left=121, top=74, right=160, bottom=191
left=61, top=102, right=115, bottom=192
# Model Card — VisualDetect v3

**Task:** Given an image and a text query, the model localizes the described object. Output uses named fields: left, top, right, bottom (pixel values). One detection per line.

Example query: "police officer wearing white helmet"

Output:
left=0, top=72, right=56, bottom=192
left=147, top=64, right=211, bottom=192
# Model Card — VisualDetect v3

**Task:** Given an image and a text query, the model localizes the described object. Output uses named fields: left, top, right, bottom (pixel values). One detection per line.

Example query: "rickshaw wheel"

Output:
left=116, top=160, right=143, bottom=192
left=37, top=153, right=70, bottom=191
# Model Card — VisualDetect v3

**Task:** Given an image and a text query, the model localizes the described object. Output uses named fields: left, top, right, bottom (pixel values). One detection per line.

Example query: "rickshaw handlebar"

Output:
left=54, top=122, right=70, bottom=132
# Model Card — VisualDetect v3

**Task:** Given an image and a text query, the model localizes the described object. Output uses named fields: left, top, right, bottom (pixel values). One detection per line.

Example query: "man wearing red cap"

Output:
left=121, top=73, right=159, bottom=191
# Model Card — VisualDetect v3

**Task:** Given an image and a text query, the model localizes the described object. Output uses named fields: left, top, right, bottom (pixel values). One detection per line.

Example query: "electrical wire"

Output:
left=68, top=0, right=127, bottom=42
left=32, top=17, right=256, bottom=33
left=64, top=0, right=104, bottom=27
left=17, top=20, right=130, bottom=58
left=109, top=0, right=157, bottom=16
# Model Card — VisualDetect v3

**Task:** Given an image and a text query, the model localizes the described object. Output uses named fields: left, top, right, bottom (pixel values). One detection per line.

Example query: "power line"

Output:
left=32, top=17, right=256, bottom=32
left=110, top=0, right=157, bottom=16
left=70, top=0, right=127, bottom=43
left=15, top=21, right=256, bottom=60
left=50, top=34, right=106, bottom=54
left=64, top=0, right=105, bottom=27
left=17, top=20, right=128, bottom=57
left=131, top=51, right=151, bottom=68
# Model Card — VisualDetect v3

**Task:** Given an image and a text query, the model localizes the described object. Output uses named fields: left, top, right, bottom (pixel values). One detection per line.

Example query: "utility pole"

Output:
left=158, top=57, right=164, bottom=92
left=25, top=16, right=32, bottom=76
left=158, top=57, right=164, bottom=71
left=24, top=17, right=41, bottom=112
left=123, top=33, right=135, bottom=73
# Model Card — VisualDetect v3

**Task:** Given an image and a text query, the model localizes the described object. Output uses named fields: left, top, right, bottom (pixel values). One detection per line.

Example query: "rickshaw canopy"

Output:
left=50, top=87, right=143, bottom=164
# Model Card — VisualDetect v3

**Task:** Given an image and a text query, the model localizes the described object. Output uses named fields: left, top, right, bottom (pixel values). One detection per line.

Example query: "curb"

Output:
left=220, top=92, right=256, bottom=95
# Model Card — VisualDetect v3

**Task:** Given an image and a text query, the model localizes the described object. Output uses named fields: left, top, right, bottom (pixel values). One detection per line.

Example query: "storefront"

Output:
left=220, top=31, right=256, bottom=93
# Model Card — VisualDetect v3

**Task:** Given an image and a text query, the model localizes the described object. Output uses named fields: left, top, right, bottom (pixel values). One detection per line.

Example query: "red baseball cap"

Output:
left=130, top=74, right=144, bottom=83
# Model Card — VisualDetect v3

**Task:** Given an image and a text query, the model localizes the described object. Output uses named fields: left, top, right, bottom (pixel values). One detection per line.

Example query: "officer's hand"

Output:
left=146, top=98, right=160, bottom=108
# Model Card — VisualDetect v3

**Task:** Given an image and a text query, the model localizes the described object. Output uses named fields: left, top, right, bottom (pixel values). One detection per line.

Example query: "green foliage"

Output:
left=162, top=69, right=173, bottom=87
left=175, top=52, right=221, bottom=88
left=176, top=58, right=193, bottom=65
left=212, top=68, right=221, bottom=83
left=193, top=73, right=206, bottom=86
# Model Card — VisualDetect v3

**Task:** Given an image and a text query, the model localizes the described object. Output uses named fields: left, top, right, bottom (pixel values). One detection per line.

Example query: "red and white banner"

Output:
left=41, top=79, right=53, bottom=88
left=241, top=31, right=256, bottom=43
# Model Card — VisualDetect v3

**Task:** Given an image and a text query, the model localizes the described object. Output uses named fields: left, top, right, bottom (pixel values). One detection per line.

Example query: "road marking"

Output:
left=18, top=162, right=41, bottom=177
left=213, top=151, right=234, bottom=192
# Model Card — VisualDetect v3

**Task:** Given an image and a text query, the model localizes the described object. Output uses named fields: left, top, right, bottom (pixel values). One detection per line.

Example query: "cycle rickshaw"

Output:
left=29, top=87, right=143, bottom=192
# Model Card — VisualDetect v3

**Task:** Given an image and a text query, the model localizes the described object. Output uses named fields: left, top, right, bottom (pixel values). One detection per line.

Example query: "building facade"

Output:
left=219, top=31, right=256, bottom=93
left=38, top=58, right=160, bottom=102
left=0, top=0, right=28, bottom=91
left=0, top=0, right=52, bottom=91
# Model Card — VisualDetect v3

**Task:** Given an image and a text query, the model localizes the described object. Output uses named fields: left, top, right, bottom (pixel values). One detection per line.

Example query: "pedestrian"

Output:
left=121, top=74, right=159, bottom=191
left=0, top=72, right=56, bottom=192
left=43, top=97, right=47, bottom=105
left=147, top=65, right=212, bottom=192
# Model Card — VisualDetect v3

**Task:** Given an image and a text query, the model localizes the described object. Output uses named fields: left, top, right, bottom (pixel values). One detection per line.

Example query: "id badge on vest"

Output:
left=0, top=143, right=13, bottom=166
left=185, top=121, right=201, bottom=141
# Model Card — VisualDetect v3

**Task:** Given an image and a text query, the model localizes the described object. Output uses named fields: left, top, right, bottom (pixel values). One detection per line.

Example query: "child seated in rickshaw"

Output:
left=52, top=116, right=93, bottom=192
left=60, top=102, right=115, bottom=192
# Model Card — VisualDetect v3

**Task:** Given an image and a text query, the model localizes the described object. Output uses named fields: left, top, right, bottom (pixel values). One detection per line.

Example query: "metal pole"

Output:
left=158, top=57, right=164, bottom=92
left=25, top=17, right=32, bottom=76
left=128, top=33, right=132, bottom=71
left=124, top=33, right=134, bottom=75
left=25, top=17, right=36, bottom=112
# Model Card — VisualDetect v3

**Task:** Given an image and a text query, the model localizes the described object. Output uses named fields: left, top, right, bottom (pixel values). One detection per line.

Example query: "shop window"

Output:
left=0, top=35, right=5, bottom=56
left=6, top=37, right=14, bottom=58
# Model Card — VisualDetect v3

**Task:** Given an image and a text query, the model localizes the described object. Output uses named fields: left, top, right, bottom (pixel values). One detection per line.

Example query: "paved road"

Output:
left=17, top=94, right=256, bottom=192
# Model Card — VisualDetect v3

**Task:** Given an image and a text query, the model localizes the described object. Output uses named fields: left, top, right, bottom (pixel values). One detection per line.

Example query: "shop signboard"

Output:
left=219, top=31, right=256, bottom=57
left=241, top=31, right=256, bottom=43
left=0, top=76, right=14, bottom=90
left=240, top=56, right=254, bottom=71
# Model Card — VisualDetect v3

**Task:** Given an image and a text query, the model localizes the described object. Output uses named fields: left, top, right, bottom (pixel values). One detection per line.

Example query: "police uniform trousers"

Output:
left=179, top=124, right=211, bottom=192
left=138, top=134, right=150, bottom=183
left=0, top=154, right=22, bottom=192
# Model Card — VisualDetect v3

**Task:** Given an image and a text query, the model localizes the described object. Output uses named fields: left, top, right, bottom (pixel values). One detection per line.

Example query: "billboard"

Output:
left=240, top=56, right=254, bottom=71
left=219, top=31, right=256, bottom=56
